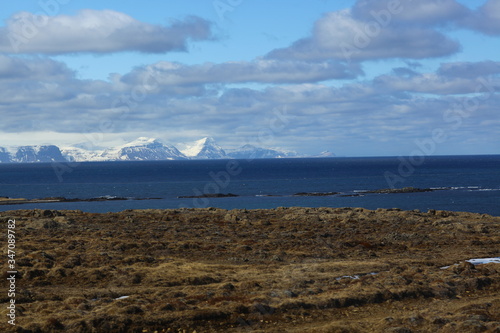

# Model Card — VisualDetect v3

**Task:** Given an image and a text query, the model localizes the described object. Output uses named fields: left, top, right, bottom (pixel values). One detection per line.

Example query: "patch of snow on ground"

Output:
left=466, top=257, right=500, bottom=265
left=115, top=296, right=130, bottom=300
left=441, top=257, right=500, bottom=269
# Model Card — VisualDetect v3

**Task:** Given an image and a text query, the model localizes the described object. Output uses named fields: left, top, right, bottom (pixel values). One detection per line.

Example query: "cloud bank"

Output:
left=461, top=0, right=500, bottom=35
left=267, top=0, right=500, bottom=63
left=0, top=10, right=213, bottom=54
left=121, top=59, right=363, bottom=86
left=266, top=7, right=461, bottom=62
left=0, top=53, right=498, bottom=155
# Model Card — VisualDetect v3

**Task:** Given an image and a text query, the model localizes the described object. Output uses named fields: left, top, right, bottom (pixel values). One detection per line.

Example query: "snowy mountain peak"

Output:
left=101, top=137, right=186, bottom=161
left=181, top=137, right=227, bottom=159
left=181, top=138, right=208, bottom=157
left=122, top=137, right=162, bottom=148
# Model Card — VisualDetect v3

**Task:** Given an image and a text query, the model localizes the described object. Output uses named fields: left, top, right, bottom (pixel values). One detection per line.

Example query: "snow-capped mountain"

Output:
left=227, top=144, right=298, bottom=159
left=62, top=138, right=187, bottom=162
left=181, top=137, right=227, bottom=159
left=101, top=137, right=187, bottom=161
left=60, top=146, right=106, bottom=162
left=8, top=145, right=67, bottom=163
left=1, top=137, right=335, bottom=163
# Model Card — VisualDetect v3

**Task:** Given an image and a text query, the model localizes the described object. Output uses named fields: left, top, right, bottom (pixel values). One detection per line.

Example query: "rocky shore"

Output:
left=1, top=207, right=499, bottom=332
left=0, top=187, right=467, bottom=207
left=0, top=196, right=161, bottom=206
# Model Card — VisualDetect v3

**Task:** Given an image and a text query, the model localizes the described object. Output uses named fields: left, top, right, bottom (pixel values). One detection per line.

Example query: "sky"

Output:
left=0, top=0, right=499, bottom=157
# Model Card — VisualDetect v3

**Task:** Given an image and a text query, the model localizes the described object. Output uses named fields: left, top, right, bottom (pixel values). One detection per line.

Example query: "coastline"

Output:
left=1, top=187, right=434, bottom=205
left=0, top=196, right=162, bottom=206
left=1, top=207, right=499, bottom=332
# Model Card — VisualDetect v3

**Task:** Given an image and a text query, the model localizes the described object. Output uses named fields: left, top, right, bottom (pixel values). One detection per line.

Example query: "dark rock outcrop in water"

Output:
left=0, top=196, right=161, bottom=205
left=178, top=193, right=239, bottom=199
left=293, top=191, right=339, bottom=196
left=362, top=187, right=435, bottom=194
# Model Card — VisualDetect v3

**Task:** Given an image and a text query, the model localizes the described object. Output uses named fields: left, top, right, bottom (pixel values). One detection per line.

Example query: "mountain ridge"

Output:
left=226, top=144, right=298, bottom=159
left=0, top=137, right=334, bottom=163
left=1, top=145, right=68, bottom=163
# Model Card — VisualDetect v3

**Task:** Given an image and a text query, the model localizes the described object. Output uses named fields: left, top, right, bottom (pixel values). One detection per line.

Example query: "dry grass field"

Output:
left=1, top=207, right=499, bottom=332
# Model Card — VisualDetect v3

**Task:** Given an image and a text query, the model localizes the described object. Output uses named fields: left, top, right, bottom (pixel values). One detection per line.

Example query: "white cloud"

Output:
left=266, top=9, right=460, bottom=62
left=461, top=0, right=500, bottom=35
left=437, top=61, right=500, bottom=79
left=365, top=61, right=500, bottom=96
left=352, top=0, right=468, bottom=26
left=0, top=10, right=213, bottom=54
left=0, top=55, right=74, bottom=80
left=121, top=59, right=363, bottom=86
left=373, top=72, right=500, bottom=95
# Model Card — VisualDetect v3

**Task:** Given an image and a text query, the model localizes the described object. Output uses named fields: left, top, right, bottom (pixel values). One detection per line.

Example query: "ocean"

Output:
left=0, top=155, right=499, bottom=215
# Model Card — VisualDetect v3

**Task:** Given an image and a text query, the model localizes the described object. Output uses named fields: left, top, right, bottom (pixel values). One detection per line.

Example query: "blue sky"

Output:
left=0, top=0, right=499, bottom=156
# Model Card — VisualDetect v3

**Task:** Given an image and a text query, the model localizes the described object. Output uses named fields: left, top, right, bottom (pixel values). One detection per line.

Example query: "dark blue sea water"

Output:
left=0, top=155, right=499, bottom=215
